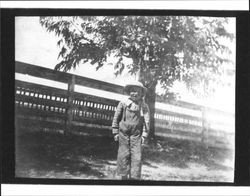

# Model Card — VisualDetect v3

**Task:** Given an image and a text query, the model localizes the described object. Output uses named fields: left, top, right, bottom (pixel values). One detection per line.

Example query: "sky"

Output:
left=15, top=16, right=235, bottom=114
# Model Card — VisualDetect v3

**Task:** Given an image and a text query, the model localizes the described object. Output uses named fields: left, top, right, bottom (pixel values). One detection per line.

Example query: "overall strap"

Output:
left=123, top=103, right=127, bottom=122
left=140, top=103, right=143, bottom=117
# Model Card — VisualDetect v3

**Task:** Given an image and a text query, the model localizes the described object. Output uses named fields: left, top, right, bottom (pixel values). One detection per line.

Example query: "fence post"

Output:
left=201, top=106, right=209, bottom=148
left=66, top=75, right=75, bottom=134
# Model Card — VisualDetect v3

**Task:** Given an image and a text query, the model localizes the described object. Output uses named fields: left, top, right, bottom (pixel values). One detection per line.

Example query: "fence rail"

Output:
left=15, top=61, right=234, bottom=148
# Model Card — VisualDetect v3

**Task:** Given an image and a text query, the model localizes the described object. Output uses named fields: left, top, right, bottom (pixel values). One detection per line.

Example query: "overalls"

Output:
left=117, top=101, right=144, bottom=179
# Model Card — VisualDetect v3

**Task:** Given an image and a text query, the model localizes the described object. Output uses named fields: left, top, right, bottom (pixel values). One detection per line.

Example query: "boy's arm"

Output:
left=142, top=103, right=150, bottom=138
left=112, top=102, right=123, bottom=135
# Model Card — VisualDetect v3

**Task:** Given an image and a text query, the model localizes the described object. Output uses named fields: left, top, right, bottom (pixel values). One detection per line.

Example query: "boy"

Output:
left=112, top=81, right=150, bottom=180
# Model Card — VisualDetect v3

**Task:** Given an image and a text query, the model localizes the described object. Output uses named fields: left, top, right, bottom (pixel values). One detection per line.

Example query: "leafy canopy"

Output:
left=40, top=16, right=234, bottom=98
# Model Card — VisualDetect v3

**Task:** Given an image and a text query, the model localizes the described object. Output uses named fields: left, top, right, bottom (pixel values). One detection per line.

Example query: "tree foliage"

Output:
left=40, top=16, right=234, bottom=98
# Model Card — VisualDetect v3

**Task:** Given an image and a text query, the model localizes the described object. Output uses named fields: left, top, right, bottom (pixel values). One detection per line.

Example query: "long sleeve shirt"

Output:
left=112, top=98, right=150, bottom=138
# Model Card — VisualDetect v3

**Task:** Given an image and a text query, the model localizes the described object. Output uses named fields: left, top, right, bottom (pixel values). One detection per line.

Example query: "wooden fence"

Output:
left=15, top=61, right=234, bottom=149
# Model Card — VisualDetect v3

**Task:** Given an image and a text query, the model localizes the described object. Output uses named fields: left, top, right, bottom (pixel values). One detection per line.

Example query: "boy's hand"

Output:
left=114, top=134, right=119, bottom=142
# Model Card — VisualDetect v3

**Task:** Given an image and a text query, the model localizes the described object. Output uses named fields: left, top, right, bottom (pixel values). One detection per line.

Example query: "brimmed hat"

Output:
left=124, top=81, right=147, bottom=96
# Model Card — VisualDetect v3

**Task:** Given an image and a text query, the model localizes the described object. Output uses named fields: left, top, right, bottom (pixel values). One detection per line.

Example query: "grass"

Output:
left=15, top=131, right=234, bottom=182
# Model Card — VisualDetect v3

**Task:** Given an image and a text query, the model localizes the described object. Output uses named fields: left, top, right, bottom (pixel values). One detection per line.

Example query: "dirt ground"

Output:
left=15, top=131, right=234, bottom=182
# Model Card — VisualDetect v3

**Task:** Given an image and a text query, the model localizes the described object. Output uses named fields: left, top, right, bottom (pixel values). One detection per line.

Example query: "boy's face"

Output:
left=129, top=86, right=143, bottom=102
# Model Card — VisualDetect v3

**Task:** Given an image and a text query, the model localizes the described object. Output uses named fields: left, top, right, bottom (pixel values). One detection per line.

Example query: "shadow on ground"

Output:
left=16, top=131, right=118, bottom=179
left=143, top=137, right=234, bottom=171
left=15, top=131, right=234, bottom=181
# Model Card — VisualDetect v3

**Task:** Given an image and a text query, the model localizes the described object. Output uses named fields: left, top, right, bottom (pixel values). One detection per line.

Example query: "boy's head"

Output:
left=124, top=81, right=147, bottom=102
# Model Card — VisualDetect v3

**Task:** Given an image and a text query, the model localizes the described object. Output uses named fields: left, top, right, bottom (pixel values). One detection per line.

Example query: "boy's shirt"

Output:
left=112, top=97, right=150, bottom=138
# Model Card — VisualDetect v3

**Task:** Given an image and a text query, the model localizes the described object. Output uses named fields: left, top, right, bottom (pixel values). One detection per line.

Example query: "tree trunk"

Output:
left=137, top=60, right=157, bottom=143
left=145, top=83, right=157, bottom=142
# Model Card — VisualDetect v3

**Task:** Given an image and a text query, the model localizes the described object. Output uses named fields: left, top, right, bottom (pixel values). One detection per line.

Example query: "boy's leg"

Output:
left=130, top=134, right=142, bottom=179
left=117, top=132, right=130, bottom=178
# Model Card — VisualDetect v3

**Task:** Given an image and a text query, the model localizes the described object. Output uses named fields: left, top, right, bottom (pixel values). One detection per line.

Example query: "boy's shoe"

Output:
left=121, top=175, right=128, bottom=180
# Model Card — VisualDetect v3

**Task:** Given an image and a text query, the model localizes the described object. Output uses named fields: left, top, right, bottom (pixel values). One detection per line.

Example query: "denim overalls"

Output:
left=112, top=98, right=150, bottom=179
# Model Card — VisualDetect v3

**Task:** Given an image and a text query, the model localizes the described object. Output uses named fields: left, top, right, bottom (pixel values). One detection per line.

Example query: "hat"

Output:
left=124, top=81, right=147, bottom=96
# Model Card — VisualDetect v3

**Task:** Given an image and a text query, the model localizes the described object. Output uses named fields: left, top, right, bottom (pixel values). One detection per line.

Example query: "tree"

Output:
left=40, top=16, right=234, bottom=139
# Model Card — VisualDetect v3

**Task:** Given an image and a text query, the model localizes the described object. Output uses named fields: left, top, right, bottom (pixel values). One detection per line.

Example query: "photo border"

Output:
left=1, top=8, right=249, bottom=186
